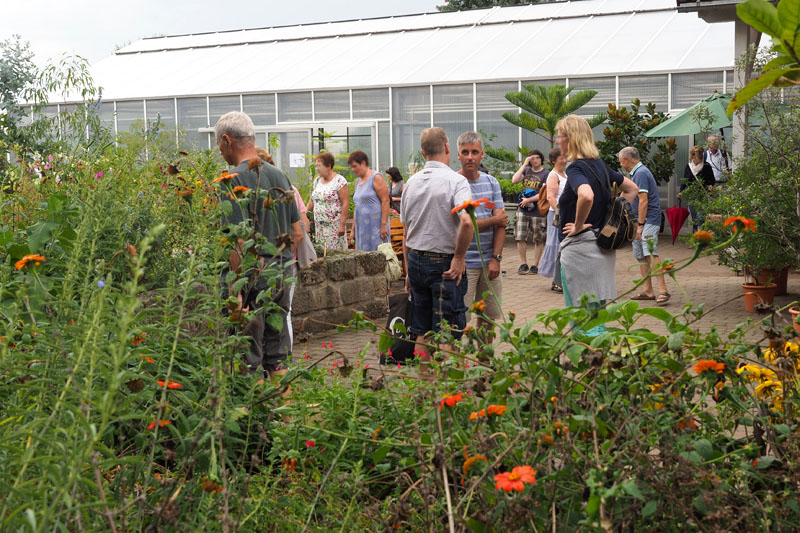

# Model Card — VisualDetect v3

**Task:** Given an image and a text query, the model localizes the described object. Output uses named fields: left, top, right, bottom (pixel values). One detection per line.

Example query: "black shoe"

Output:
left=529, top=265, right=538, bottom=275
left=517, top=264, right=529, bottom=275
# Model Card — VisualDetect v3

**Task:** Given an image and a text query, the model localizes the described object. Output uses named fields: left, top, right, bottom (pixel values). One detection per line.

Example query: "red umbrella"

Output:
left=666, top=204, right=691, bottom=244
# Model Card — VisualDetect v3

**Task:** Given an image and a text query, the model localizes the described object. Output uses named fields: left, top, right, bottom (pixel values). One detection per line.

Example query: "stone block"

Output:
left=298, top=261, right=327, bottom=286
left=356, top=252, right=386, bottom=277
left=372, top=276, right=388, bottom=295
left=340, top=279, right=369, bottom=305
left=314, top=285, right=341, bottom=309
left=291, top=285, right=317, bottom=315
left=326, top=255, right=357, bottom=281
left=362, top=298, right=389, bottom=319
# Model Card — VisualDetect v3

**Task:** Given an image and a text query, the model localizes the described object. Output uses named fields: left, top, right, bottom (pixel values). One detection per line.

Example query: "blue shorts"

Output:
left=632, top=223, right=660, bottom=259
left=407, top=251, right=467, bottom=338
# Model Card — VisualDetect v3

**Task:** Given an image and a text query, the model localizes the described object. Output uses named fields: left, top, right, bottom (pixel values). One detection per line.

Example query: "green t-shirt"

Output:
left=220, top=159, right=300, bottom=262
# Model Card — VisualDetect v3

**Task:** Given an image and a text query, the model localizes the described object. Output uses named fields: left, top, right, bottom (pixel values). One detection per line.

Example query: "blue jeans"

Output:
left=407, top=251, right=468, bottom=339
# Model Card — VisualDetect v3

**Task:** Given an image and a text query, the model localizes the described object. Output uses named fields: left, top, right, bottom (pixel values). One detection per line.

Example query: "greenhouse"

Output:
left=62, top=0, right=735, bottom=189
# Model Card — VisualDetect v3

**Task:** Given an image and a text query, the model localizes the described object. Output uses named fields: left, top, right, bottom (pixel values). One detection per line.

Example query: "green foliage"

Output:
left=728, top=0, right=800, bottom=114
left=437, top=0, right=547, bottom=12
left=596, top=99, right=677, bottom=185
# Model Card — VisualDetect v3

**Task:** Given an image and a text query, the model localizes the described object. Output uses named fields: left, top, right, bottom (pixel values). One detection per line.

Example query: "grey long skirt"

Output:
left=559, top=230, right=617, bottom=303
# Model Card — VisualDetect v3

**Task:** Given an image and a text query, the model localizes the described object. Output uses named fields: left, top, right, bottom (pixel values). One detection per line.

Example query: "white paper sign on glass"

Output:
left=289, top=153, right=306, bottom=168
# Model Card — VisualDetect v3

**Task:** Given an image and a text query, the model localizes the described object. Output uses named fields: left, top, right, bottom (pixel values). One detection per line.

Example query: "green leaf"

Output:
left=639, top=307, right=672, bottom=323
left=466, top=518, right=488, bottom=533
left=26, top=221, right=58, bottom=252
left=692, top=493, right=708, bottom=515
left=378, top=332, right=394, bottom=354
left=373, top=445, right=390, bottom=465
left=737, top=0, right=783, bottom=38
left=778, top=0, right=800, bottom=38
left=420, top=433, right=432, bottom=446
left=565, top=344, right=586, bottom=366
left=667, top=331, right=685, bottom=352
left=586, top=494, right=601, bottom=517
left=622, top=480, right=644, bottom=501
left=231, top=277, right=248, bottom=295
left=755, top=455, right=777, bottom=469
left=727, top=68, right=792, bottom=115
left=642, top=500, right=658, bottom=518
left=266, top=311, right=284, bottom=333
left=763, top=54, right=798, bottom=71
left=775, top=423, right=791, bottom=435
left=693, top=438, right=714, bottom=461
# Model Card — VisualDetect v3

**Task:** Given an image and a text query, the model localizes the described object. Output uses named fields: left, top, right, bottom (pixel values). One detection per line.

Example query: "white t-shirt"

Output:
left=548, top=170, right=568, bottom=212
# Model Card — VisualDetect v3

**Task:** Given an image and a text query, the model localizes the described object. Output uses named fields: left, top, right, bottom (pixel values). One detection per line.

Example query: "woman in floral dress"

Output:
left=307, top=152, right=349, bottom=250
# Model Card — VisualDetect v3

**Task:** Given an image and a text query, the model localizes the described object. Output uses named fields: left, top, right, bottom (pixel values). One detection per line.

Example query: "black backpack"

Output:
left=576, top=161, right=635, bottom=251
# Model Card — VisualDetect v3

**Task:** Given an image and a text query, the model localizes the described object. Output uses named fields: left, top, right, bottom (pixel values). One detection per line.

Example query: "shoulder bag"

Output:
left=576, top=161, right=635, bottom=250
left=537, top=179, right=550, bottom=216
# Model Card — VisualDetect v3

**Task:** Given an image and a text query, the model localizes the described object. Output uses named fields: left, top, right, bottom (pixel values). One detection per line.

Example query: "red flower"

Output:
left=305, top=440, right=315, bottom=448
left=723, top=216, right=756, bottom=233
left=157, top=379, right=184, bottom=389
left=440, top=393, right=464, bottom=410
left=147, top=420, right=171, bottom=430
left=450, top=197, right=496, bottom=215
left=494, top=465, right=536, bottom=492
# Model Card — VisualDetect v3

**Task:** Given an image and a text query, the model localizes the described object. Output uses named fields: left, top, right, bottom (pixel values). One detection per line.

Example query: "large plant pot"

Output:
left=790, top=307, right=800, bottom=338
left=756, top=267, right=789, bottom=296
left=742, top=283, right=777, bottom=313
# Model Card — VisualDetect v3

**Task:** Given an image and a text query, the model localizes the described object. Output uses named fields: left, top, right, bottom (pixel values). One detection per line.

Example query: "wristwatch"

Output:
left=491, top=254, right=502, bottom=261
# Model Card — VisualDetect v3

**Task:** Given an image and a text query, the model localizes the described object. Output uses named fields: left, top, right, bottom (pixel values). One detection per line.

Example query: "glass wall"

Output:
left=619, top=74, right=669, bottom=111
left=671, top=72, right=724, bottom=109
left=177, top=97, right=209, bottom=149
left=477, top=82, right=518, bottom=155
left=242, top=94, right=276, bottom=126
left=353, top=88, right=389, bottom=119
left=378, top=121, right=391, bottom=172
left=115, top=101, right=144, bottom=136
left=569, top=76, right=615, bottom=115
left=432, top=84, right=473, bottom=169
left=314, top=90, right=350, bottom=121
left=278, top=92, right=312, bottom=122
left=209, top=95, right=241, bottom=127
left=145, top=99, right=175, bottom=137
left=392, top=86, right=430, bottom=171
left=98, top=101, right=115, bottom=132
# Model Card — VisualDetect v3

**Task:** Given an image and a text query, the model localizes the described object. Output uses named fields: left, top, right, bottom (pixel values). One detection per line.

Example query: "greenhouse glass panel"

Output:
left=378, top=121, right=391, bottom=171
left=568, top=77, right=615, bottom=115
left=177, top=97, right=209, bottom=150
left=352, top=88, right=389, bottom=119
left=476, top=82, right=518, bottom=155
left=433, top=84, right=473, bottom=169
left=278, top=92, right=312, bottom=122
left=314, top=91, right=350, bottom=121
left=242, top=94, right=276, bottom=126
left=392, top=86, right=430, bottom=170
left=619, top=74, right=668, bottom=112
left=145, top=99, right=175, bottom=136
left=115, top=101, right=144, bottom=135
left=671, top=72, right=723, bottom=110
left=725, top=70, right=735, bottom=92
left=209, top=95, right=241, bottom=126
left=98, top=101, right=115, bottom=131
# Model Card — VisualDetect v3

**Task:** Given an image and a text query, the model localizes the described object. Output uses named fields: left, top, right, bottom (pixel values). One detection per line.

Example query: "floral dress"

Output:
left=311, top=174, right=348, bottom=250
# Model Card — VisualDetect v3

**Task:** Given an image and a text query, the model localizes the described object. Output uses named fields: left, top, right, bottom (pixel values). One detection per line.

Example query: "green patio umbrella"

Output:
left=645, top=92, right=732, bottom=137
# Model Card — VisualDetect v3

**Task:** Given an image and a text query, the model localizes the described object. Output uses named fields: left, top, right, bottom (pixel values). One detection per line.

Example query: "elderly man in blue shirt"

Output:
left=618, top=147, right=670, bottom=305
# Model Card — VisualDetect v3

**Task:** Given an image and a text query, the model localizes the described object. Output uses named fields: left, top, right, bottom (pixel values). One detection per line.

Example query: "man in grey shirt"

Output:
left=401, top=127, right=473, bottom=367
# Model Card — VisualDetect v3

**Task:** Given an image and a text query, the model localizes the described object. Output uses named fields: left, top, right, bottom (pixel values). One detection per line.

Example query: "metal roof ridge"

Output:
left=116, top=3, right=678, bottom=56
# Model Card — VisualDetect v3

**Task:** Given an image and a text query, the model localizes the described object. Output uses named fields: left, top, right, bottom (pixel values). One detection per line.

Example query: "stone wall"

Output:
left=292, top=250, right=388, bottom=333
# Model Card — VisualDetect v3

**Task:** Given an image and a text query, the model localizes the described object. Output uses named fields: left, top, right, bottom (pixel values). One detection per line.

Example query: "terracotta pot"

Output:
left=741, top=283, right=777, bottom=313
left=790, top=307, right=800, bottom=338
left=756, top=267, right=789, bottom=296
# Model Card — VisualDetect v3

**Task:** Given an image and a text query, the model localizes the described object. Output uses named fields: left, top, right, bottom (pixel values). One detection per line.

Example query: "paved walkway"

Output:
left=294, top=239, right=800, bottom=372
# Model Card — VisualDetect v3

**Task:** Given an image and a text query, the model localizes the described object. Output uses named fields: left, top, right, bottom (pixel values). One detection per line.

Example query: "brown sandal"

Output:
left=656, top=292, right=671, bottom=304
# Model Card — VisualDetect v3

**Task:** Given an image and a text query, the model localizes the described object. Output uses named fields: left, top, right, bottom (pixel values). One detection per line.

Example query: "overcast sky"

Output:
left=2, top=0, right=441, bottom=66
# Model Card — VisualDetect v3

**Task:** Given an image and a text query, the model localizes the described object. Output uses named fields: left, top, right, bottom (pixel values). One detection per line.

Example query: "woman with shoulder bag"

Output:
left=554, top=115, right=638, bottom=311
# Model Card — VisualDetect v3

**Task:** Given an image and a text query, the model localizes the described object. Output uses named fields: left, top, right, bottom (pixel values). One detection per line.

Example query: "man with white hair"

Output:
left=215, top=111, right=303, bottom=378
left=618, top=146, right=669, bottom=305
left=704, top=135, right=730, bottom=183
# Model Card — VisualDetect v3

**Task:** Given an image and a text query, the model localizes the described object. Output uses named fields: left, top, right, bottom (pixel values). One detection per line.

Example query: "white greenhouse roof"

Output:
left=89, top=0, right=734, bottom=101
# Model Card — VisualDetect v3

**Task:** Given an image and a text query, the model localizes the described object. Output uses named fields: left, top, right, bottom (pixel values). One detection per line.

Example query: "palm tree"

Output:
left=486, top=83, right=606, bottom=162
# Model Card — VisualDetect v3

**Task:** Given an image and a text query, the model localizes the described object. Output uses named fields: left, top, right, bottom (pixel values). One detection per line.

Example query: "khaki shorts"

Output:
left=464, top=267, right=503, bottom=322
left=515, top=212, right=547, bottom=245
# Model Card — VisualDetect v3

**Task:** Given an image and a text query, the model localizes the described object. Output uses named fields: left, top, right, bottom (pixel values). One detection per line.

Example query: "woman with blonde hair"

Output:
left=554, top=115, right=638, bottom=309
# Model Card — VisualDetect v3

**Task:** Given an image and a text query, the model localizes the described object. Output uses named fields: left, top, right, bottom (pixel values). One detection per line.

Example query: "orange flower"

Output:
left=231, top=185, right=250, bottom=197
left=723, top=216, right=756, bottom=233
left=141, top=356, right=156, bottom=364
left=693, top=359, right=726, bottom=375
left=470, top=300, right=486, bottom=313
left=660, top=261, right=674, bottom=272
left=15, top=254, right=46, bottom=270
left=157, top=379, right=184, bottom=389
left=539, top=434, right=555, bottom=446
left=213, top=171, right=238, bottom=184
left=282, top=458, right=297, bottom=472
left=463, top=454, right=487, bottom=475
left=440, top=393, right=463, bottom=410
left=147, top=420, right=171, bottom=430
left=487, top=404, right=507, bottom=416
left=676, top=417, right=699, bottom=432
left=372, top=426, right=383, bottom=442
left=450, top=197, right=496, bottom=215
left=693, top=230, right=713, bottom=244
left=469, top=409, right=487, bottom=420
left=494, top=465, right=536, bottom=492
left=201, top=478, right=223, bottom=493
left=131, top=334, right=146, bottom=346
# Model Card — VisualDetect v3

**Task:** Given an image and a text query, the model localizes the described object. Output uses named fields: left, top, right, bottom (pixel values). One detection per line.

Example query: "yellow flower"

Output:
left=755, top=380, right=783, bottom=399
left=736, top=364, right=777, bottom=382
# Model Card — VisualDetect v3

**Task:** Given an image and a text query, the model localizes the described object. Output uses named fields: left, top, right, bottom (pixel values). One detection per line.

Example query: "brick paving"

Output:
left=293, top=239, right=800, bottom=372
